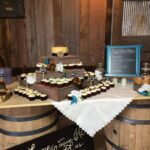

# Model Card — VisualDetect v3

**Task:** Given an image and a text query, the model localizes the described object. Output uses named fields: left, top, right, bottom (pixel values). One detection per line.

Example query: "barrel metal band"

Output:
left=127, top=103, right=150, bottom=109
left=116, top=115, right=150, bottom=125
left=0, top=116, right=58, bottom=136
left=105, top=136, right=126, bottom=150
left=0, top=108, right=56, bottom=122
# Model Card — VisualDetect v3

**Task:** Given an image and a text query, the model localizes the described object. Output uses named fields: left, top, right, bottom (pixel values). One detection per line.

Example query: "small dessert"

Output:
left=104, top=83, right=110, bottom=89
left=84, top=73, right=89, bottom=79
left=22, top=91, right=26, bottom=97
left=89, top=86, right=95, bottom=90
left=51, top=81, right=57, bottom=87
left=109, top=81, right=115, bottom=87
left=98, top=83, right=103, bottom=88
left=101, top=86, right=107, bottom=92
left=91, top=89, right=96, bottom=96
left=86, top=91, right=92, bottom=97
left=96, top=88, right=101, bottom=94
left=28, top=94, right=36, bottom=101
left=14, top=89, right=19, bottom=95
left=20, top=73, right=26, bottom=80
left=57, top=82, right=63, bottom=88
left=68, top=64, right=75, bottom=69
left=40, top=94, right=48, bottom=101
left=44, top=79, right=49, bottom=86
left=36, top=63, right=43, bottom=70
left=82, top=92, right=88, bottom=99
left=76, top=62, right=83, bottom=69
left=67, top=94, right=72, bottom=100
left=35, top=93, right=41, bottom=99
left=18, top=89, right=22, bottom=96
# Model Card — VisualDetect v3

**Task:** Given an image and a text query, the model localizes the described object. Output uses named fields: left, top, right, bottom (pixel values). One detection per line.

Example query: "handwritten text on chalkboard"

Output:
left=8, top=124, right=94, bottom=150
left=105, top=45, right=141, bottom=77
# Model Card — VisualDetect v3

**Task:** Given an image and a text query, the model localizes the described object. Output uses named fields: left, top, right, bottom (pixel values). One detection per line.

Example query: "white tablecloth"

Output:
left=52, top=86, right=138, bottom=137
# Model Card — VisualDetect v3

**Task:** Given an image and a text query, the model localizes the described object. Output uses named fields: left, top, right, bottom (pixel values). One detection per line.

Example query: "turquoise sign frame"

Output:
left=105, top=45, right=142, bottom=77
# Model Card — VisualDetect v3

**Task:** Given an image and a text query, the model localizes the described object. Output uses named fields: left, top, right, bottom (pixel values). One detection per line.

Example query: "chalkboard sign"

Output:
left=8, top=124, right=94, bottom=150
left=105, top=45, right=141, bottom=77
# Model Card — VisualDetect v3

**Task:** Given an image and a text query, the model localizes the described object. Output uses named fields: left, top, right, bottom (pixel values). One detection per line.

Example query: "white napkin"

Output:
left=52, top=86, right=137, bottom=137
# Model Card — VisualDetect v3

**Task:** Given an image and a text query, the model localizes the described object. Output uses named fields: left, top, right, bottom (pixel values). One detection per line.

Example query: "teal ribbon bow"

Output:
left=71, top=95, right=78, bottom=105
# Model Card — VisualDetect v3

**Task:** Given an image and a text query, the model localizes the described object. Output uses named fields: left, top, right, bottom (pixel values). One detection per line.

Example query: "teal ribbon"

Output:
left=44, top=58, right=50, bottom=64
left=138, top=91, right=150, bottom=96
left=71, top=96, right=78, bottom=105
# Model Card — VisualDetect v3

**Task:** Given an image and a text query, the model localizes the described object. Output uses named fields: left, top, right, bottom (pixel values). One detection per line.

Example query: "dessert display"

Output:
left=40, top=77, right=73, bottom=87
left=67, top=80, right=115, bottom=100
left=36, top=55, right=85, bottom=81
left=1, top=45, right=116, bottom=103
left=14, top=86, right=48, bottom=101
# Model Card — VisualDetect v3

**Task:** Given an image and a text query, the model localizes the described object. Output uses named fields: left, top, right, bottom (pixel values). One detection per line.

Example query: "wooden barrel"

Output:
left=0, top=106, right=58, bottom=149
left=104, top=99, right=150, bottom=150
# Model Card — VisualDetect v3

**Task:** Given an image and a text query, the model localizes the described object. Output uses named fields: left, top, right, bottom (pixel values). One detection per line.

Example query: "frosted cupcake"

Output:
left=40, top=94, right=48, bottom=101
left=28, top=94, right=36, bottom=101
left=20, top=73, right=26, bottom=80
left=101, top=86, right=107, bottom=92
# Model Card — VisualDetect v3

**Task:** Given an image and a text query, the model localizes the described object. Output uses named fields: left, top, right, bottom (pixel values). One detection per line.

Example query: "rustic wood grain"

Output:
left=104, top=99, right=150, bottom=150
left=0, top=106, right=58, bottom=149
left=3, top=0, right=149, bottom=67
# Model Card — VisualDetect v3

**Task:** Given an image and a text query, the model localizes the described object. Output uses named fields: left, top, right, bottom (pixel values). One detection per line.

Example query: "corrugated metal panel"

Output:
left=122, top=0, right=150, bottom=36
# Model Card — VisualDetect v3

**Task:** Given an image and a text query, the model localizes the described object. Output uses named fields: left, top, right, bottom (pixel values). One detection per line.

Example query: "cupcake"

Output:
left=36, top=63, right=43, bottom=70
left=89, top=86, right=95, bottom=90
left=82, top=92, right=88, bottom=99
left=20, top=73, right=26, bottom=80
left=96, top=88, right=101, bottom=94
left=14, top=89, right=19, bottom=95
left=57, top=82, right=63, bottom=88
left=40, top=94, right=48, bottom=101
left=35, top=93, right=41, bottom=99
left=22, top=91, right=27, bottom=97
left=41, top=79, right=47, bottom=85
left=67, top=94, right=72, bottom=100
left=109, top=81, right=115, bottom=87
left=28, top=94, right=36, bottom=101
left=51, top=81, right=57, bottom=87
left=77, top=62, right=83, bottom=69
left=101, top=86, right=107, bottom=92
left=86, top=91, right=92, bottom=97
left=84, top=73, right=89, bottom=79
left=68, top=64, right=74, bottom=69
left=18, top=89, right=22, bottom=96
left=104, top=83, right=110, bottom=89
left=98, top=84, right=103, bottom=88
left=91, top=89, right=97, bottom=96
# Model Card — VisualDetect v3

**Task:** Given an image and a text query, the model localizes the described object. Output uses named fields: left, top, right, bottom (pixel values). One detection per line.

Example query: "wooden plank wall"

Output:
left=111, top=0, right=150, bottom=62
left=0, top=0, right=107, bottom=67
left=53, top=0, right=107, bottom=66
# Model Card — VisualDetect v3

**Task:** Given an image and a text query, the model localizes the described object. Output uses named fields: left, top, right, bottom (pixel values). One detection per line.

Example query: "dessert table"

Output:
left=0, top=82, right=150, bottom=149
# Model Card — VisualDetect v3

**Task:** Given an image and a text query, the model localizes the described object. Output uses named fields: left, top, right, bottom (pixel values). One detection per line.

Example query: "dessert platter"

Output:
left=1, top=46, right=115, bottom=104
